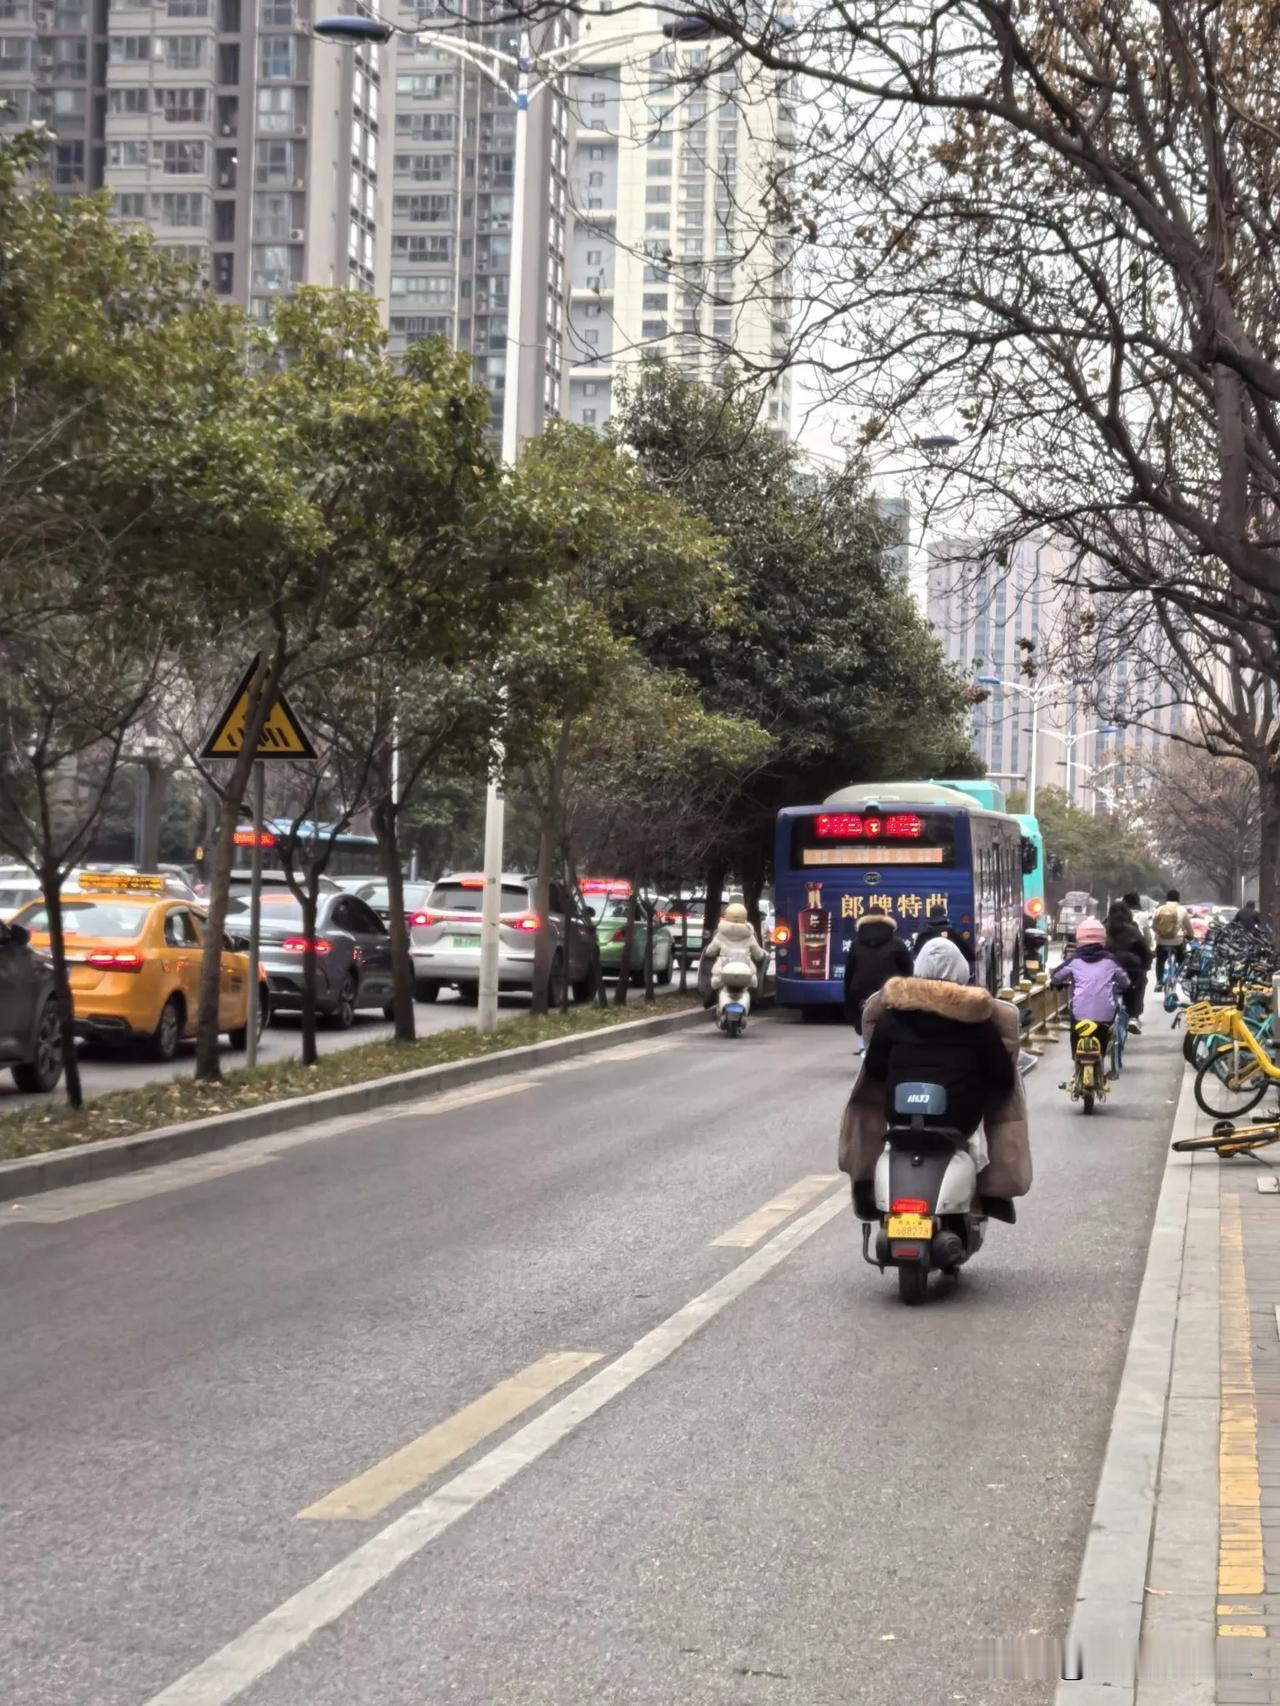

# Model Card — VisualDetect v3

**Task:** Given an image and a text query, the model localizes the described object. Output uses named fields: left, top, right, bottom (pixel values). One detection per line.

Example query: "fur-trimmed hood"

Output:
left=855, top=912, right=897, bottom=934
left=882, top=975, right=993, bottom=1024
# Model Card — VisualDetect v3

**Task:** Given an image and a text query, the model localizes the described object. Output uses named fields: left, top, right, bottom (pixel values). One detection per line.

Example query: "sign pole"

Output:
left=246, top=761, right=265, bottom=1068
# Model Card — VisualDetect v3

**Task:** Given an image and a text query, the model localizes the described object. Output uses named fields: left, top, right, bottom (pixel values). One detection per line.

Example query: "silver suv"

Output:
left=409, top=873, right=597, bottom=1005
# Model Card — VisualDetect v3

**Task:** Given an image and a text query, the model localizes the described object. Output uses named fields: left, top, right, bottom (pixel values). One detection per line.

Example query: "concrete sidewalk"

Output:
left=1054, top=1053, right=1280, bottom=1704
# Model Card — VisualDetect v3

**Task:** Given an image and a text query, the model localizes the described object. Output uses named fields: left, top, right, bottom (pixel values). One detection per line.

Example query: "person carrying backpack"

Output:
left=1152, top=889, right=1191, bottom=983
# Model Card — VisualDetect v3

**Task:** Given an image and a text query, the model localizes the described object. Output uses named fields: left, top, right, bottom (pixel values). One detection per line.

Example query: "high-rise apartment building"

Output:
left=383, top=1, right=573, bottom=441
left=561, top=9, right=793, bottom=435
left=0, top=0, right=390, bottom=313
left=927, top=535, right=1182, bottom=808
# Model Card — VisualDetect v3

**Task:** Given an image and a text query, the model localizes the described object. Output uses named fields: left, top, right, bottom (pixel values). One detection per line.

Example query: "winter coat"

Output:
left=838, top=979, right=1032, bottom=1199
left=1050, top=944, right=1130, bottom=1023
left=698, top=920, right=765, bottom=1004
left=1235, top=904, right=1266, bottom=934
left=1106, top=918, right=1152, bottom=978
left=910, top=919, right=975, bottom=968
left=862, top=976, right=1014, bottom=1138
left=843, top=915, right=914, bottom=1030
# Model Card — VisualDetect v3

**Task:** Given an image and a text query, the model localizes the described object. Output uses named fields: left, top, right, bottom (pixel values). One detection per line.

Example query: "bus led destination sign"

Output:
left=815, top=813, right=923, bottom=839
left=803, top=847, right=945, bottom=867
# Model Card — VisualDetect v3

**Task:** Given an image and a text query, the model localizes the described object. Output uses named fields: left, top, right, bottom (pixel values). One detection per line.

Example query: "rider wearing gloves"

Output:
left=697, top=903, right=766, bottom=1006
left=843, top=911, right=914, bottom=1046
left=1051, top=919, right=1130, bottom=1054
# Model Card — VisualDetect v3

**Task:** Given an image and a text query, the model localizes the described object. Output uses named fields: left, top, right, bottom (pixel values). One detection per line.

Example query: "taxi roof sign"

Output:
left=78, top=871, right=167, bottom=895
left=201, top=656, right=315, bottom=761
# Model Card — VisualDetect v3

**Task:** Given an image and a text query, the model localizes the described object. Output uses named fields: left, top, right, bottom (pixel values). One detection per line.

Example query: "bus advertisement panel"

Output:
left=773, top=795, right=1024, bottom=1010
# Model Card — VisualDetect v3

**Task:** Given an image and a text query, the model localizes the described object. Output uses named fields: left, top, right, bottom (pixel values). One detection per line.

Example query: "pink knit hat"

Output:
left=1075, top=919, right=1106, bottom=945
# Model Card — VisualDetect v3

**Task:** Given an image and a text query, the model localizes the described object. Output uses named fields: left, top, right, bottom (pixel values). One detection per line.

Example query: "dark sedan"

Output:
left=226, top=889, right=395, bottom=1028
left=0, top=917, right=63, bottom=1092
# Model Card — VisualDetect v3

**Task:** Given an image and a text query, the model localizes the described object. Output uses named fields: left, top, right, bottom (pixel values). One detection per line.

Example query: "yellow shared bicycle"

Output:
left=1186, top=1001, right=1280, bottom=1120
left=1172, top=1113, right=1280, bottom=1160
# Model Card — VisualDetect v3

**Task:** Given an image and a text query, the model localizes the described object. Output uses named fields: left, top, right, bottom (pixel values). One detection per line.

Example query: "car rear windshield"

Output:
left=429, top=883, right=529, bottom=913
left=585, top=896, right=633, bottom=921
left=361, top=883, right=433, bottom=912
left=17, top=900, right=148, bottom=939
left=226, top=894, right=304, bottom=929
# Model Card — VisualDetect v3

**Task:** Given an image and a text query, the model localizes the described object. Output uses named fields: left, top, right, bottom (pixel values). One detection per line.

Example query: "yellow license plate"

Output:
left=887, top=1213, right=933, bottom=1240
left=1080, top=1065, right=1095, bottom=1088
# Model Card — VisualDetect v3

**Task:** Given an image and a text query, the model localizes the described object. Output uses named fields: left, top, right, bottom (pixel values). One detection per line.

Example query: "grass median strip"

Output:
left=0, top=995, right=698, bottom=1164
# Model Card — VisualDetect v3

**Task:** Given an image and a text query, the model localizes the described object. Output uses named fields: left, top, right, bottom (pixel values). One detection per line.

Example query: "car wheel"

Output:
left=654, top=947, right=673, bottom=986
left=416, top=979, right=441, bottom=1003
left=382, top=1000, right=397, bottom=1021
left=546, top=953, right=565, bottom=1009
left=571, top=963, right=598, bottom=1004
left=12, top=1000, right=64, bottom=1093
left=326, top=975, right=357, bottom=1030
left=150, top=996, right=182, bottom=1062
left=457, top=983, right=479, bottom=1006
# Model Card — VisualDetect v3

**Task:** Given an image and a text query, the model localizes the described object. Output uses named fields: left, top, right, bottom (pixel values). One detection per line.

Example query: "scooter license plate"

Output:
left=886, top=1213, right=933, bottom=1239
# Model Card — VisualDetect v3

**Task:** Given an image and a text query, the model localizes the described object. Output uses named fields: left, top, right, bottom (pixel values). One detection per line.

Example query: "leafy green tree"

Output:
left=613, top=363, right=978, bottom=921
left=1009, top=787, right=1166, bottom=906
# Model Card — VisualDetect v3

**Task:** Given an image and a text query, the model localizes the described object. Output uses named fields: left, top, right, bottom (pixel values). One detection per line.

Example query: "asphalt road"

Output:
left=0, top=1009, right=1183, bottom=1706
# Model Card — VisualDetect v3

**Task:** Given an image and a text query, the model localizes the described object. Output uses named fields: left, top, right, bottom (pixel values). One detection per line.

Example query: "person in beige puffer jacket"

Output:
left=697, top=903, right=767, bottom=1006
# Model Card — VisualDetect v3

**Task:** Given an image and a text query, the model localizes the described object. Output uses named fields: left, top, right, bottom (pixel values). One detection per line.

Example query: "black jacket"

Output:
left=911, top=919, right=975, bottom=968
left=1106, top=917, right=1152, bottom=977
left=863, top=975, right=1015, bottom=1138
left=843, top=917, right=913, bottom=1028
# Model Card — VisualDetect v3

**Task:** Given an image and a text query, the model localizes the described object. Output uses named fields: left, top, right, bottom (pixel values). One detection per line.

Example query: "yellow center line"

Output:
left=1218, top=1194, right=1264, bottom=1627
left=711, top=1174, right=841, bottom=1249
left=298, top=1351, right=601, bottom=1522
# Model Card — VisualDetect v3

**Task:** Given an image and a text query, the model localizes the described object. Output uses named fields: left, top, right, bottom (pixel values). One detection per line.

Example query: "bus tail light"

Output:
left=772, top=923, right=792, bottom=946
left=1027, top=897, right=1045, bottom=918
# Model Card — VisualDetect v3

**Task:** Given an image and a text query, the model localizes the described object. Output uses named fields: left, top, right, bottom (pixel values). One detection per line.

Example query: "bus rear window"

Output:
left=790, top=812, right=957, bottom=868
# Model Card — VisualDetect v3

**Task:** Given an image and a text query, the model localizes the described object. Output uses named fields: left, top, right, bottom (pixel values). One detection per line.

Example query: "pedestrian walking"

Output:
left=910, top=904, right=976, bottom=972
left=843, top=913, right=913, bottom=1051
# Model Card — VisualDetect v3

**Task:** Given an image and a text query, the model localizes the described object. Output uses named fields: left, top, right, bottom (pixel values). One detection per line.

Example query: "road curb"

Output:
left=0, top=1004, right=707, bottom=1203
left=1054, top=1061, right=1202, bottom=1703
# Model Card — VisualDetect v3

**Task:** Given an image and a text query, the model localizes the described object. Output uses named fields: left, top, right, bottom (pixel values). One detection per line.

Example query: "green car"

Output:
left=584, top=892, right=675, bottom=983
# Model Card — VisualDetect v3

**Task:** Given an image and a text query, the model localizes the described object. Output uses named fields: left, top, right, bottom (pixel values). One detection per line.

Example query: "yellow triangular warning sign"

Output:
left=201, top=657, right=316, bottom=761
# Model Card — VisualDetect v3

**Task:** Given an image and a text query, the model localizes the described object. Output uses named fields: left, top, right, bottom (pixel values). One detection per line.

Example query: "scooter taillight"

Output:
left=891, top=1197, right=930, bottom=1216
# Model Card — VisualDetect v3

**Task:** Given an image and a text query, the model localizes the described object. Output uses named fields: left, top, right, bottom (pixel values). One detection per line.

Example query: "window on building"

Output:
left=582, top=328, right=599, bottom=346
left=108, top=140, right=149, bottom=168
left=151, top=191, right=207, bottom=227
left=256, top=87, right=296, bottom=133
left=108, top=35, right=151, bottom=61
left=53, top=142, right=83, bottom=184
left=0, top=0, right=31, bottom=18
left=646, top=185, right=672, bottom=204
left=254, top=140, right=294, bottom=183
left=167, top=0, right=209, bottom=13
left=642, top=318, right=669, bottom=339
left=153, top=138, right=207, bottom=175
left=582, top=408, right=597, bottom=424
left=0, top=36, right=30, bottom=69
left=52, top=88, right=85, bottom=117
left=589, top=90, right=605, bottom=106
left=396, top=72, right=456, bottom=98
left=253, top=191, right=292, bottom=239
left=259, top=34, right=296, bottom=78
left=155, top=87, right=208, bottom=122
left=251, top=243, right=296, bottom=291
left=585, top=170, right=604, bottom=187
left=584, top=303, right=601, bottom=318
left=395, top=112, right=456, bottom=141
left=259, top=0, right=292, bottom=17
left=50, top=37, right=87, bottom=78
left=583, top=381, right=598, bottom=396
left=588, top=145, right=604, bottom=161
left=644, top=213, right=669, bottom=231
left=161, top=34, right=206, bottom=68
left=587, top=197, right=602, bottom=210
left=114, top=191, right=147, bottom=218
left=108, top=87, right=149, bottom=114
left=392, top=234, right=455, bottom=262
left=646, top=158, right=672, bottom=177
left=393, top=192, right=452, bottom=222
left=391, top=275, right=452, bottom=298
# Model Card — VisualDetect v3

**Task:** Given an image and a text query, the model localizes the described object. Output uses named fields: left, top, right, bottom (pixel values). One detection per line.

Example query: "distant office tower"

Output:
left=927, top=535, right=1182, bottom=807
left=384, top=1, right=573, bottom=444
left=561, top=9, right=794, bottom=435
left=0, top=0, right=390, bottom=313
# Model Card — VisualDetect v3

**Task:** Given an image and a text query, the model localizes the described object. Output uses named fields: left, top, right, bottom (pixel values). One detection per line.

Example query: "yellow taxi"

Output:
left=11, top=873, right=267, bottom=1061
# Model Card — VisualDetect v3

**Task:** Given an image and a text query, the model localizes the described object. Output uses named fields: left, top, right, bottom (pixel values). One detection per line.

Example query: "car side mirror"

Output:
left=8, top=923, right=29, bottom=946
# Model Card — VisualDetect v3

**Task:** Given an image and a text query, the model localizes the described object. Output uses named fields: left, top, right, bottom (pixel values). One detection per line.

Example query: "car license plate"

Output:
left=887, top=1213, right=933, bottom=1239
left=451, top=935, right=477, bottom=950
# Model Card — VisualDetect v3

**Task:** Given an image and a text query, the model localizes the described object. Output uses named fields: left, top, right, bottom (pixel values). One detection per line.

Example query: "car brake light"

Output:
left=459, top=878, right=484, bottom=889
left=411, top=910, right=442, bottom=927
left=281, top=937, right=332, bottom=954
left=891, top=1198, right=930, bottom=1215
left=86, top=950, right=144, bottom=972
left=773, top=923, right=792, bottom=945
left=502, top=913, right=539, bottom=932
left=610, top=928, right=628, bottom=943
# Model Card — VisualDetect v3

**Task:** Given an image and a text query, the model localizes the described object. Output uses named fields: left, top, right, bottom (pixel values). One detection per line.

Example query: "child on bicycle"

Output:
left=1051, top=919, right=1131, bottom=1061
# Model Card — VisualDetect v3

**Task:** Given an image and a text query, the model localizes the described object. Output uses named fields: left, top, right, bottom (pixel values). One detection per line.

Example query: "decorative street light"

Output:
left=1041, top=724, right=1120, bottom=805
left=316, top=8, right=733, bottom=1033
left=973, top=674, right=1057, bottom=815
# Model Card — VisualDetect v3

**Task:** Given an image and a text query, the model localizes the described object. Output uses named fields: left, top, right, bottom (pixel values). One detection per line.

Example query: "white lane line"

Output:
left=711, top=1174, right=842, bottom=1248
left=143, top=1187, right=847, bottom=1706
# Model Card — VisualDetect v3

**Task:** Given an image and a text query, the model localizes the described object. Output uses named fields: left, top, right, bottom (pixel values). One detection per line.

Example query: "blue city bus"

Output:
left=773, top=783, right=1025, bottom=1012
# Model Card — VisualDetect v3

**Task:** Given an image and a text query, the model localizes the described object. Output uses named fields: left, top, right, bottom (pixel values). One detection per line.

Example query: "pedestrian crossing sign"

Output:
left=200, top=656, right=316, bottom=761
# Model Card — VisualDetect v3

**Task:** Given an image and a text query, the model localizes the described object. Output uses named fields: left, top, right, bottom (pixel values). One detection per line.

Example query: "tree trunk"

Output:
left=299, top=880, right=319, bottom=1068
left=39, top=858, right=83, bottom=1109
left=373, top=795, right=416, bottom=1044
left=530, top=803, right=556, bottom=1018
left=703, top=861, right=726, bottom=942
left=1258, top=762, right=1280, bottom=933
left=193, top=654, right=278, bottom=1081
left=559, top=861, right=573, bottom=1014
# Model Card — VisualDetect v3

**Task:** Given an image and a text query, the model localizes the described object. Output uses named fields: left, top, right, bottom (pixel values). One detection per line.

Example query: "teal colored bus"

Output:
left=928, top=780, right=1044, bottom=922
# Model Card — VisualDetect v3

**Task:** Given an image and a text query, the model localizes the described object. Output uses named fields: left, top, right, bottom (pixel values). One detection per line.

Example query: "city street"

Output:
left=0, top=1012, right=1183, bottom=1706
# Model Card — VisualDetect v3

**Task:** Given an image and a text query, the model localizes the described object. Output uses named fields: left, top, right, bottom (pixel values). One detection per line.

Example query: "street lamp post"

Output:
left=1039, top=725, right=1120, bottom=805
left=316, top=8, right=729, bottom=1035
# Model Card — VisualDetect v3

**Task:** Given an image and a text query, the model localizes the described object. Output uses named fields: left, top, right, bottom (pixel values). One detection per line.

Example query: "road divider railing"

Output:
left=998, top=972, right=1070, bottom=1053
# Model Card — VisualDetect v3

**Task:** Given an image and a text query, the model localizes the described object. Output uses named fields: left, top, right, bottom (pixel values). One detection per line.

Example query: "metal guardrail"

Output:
left=998, top=972, right=1071, bottom=1055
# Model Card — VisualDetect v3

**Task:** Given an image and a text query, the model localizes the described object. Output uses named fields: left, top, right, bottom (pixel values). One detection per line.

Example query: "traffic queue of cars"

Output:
left=0, top=864, right=728, bottom=1096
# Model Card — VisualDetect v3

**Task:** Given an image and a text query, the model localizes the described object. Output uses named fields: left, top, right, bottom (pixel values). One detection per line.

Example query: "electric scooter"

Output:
left=860, top=1081, right=989, bottom=1305
left=714, top=958, right=756, bottom=1037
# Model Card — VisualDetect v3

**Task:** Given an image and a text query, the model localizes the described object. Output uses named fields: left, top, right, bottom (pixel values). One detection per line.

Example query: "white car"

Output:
left=409, top=872, right=597, bottom=1005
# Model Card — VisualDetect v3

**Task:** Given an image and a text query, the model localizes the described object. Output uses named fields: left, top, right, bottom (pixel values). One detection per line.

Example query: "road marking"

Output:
left=711, top=1174, right=841, bottom=1248
left=1219, top=1194, right=1264, bottom=1621
left=142, top=1186, right=846, bottom=1706
left=298, top=1352, right=602, bottom=1522
left=4, top=1081, right=537, bottom=1226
